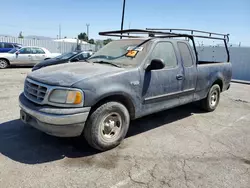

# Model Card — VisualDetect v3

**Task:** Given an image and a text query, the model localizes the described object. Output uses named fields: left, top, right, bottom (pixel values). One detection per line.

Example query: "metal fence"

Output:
left=0, top=36, right=96, bottom=53
left=197, top=46, right=250, bottom=81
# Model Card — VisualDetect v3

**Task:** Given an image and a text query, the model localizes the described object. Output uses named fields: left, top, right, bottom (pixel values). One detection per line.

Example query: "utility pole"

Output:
left=86, top=24, right=90, bottom=39
left=128, top=22, right=131, bottom=36
left=58, top=24, right=62, bottom=53
left=59, top=24, right=61, bottom=39
left=120, top=0, right=126, bottom=39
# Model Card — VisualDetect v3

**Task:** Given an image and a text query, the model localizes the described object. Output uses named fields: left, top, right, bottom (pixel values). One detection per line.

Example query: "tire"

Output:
left=201, top=84, right=220, bottom=112
left=0, top=59, right=9, bottom=69
left=84, top=102, right=130, bottom=151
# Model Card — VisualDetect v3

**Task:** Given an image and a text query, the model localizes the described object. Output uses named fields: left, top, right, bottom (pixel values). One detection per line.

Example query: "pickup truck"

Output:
left=19, top=29, right=232, bottom=151
left=0, top=46, right=61, bottom=69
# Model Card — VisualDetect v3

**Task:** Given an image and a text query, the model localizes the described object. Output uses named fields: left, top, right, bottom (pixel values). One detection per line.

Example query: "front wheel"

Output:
left=0, top=59, right=9, bottom=69
left=201, top=84, right=220, bottom=112
left=84, top=102, right=130, bottom=151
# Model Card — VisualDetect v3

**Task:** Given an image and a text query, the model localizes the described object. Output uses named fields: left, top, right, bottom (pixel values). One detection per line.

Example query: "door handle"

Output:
left=176, top=74, right=184, bottom=80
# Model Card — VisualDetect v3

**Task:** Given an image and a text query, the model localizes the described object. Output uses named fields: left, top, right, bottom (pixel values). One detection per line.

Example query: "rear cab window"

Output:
left=177, top=42, right=194, bottom=67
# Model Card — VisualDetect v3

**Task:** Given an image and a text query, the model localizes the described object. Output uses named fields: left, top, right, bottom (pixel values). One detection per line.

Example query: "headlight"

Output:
left=49, top=89, right=83, bottom=105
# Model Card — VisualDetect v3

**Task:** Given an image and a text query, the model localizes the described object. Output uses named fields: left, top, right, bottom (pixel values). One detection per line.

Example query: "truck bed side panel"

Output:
left=194, top=62, right=232, bottom=101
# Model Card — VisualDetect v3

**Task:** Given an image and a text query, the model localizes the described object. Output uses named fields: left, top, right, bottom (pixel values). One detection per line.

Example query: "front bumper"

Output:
left=19, top=93, right=90, bottom=137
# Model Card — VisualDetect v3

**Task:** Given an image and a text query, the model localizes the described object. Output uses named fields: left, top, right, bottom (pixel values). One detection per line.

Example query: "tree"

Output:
left=103, top=38, right=112, bottom=45
left=18, top=31, right=24, bottom=39
left=78, top=32, right=88, bottom=42
left=88, top=39, right=95, bottom=44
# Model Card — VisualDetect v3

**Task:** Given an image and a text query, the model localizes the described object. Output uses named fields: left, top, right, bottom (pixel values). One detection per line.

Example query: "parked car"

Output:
left=19, top=29, right=232, bottom=151
left=32, top=50, right=94, bottom=71
left=0, top=42, right=22, bottom=53
left=0, top=46, right=61, bottom=69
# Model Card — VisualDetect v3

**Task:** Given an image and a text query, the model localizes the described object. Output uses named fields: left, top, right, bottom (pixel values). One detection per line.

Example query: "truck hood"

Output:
left=27, top=62, right=124, bottom=87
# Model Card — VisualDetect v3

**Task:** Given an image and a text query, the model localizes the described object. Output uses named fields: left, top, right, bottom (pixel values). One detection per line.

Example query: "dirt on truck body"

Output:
left=19, top=28, right=232, bottom=151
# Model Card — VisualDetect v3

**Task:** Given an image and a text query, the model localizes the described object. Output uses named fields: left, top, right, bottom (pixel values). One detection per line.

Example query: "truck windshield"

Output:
left=89, top=39, right=150, bottom=68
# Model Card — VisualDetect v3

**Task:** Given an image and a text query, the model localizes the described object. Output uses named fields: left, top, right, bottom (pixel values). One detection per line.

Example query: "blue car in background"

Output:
left=0, top=42, right=22, bottom=53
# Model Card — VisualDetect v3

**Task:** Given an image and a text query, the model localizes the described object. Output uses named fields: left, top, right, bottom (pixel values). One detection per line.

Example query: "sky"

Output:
left=1, top=0, right=250, bottom=45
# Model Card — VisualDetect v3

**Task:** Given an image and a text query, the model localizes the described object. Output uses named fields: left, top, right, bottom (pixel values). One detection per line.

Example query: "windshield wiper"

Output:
left=89, top=55, right=114, bottom=60
left=93, top=61, right=121, bottom=68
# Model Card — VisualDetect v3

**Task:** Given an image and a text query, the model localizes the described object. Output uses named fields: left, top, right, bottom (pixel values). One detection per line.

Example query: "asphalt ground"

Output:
left=0, top=68, right=250, bottom=188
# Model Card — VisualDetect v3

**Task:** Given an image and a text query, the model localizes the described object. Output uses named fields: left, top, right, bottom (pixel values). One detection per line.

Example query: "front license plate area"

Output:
left=20, top=110, right=29, bottom=123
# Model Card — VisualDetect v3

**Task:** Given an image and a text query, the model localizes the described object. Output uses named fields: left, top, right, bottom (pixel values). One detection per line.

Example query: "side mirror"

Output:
left=146, top=59, right=165, bottom=71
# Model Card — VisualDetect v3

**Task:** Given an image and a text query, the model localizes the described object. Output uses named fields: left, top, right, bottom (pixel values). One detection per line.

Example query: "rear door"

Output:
left=177, top=42, right=197, bottom=104
left=31, top=47, right=46, bottom=64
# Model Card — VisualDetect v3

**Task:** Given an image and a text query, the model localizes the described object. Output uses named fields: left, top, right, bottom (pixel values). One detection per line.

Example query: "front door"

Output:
left=177, top=42, right=197, bottom=105
left=13, top=47, right=33, bottom=65
left=141, top=41, right=183, bottom=115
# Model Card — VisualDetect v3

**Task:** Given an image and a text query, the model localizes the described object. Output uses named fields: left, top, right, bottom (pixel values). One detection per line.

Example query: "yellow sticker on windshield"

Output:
left=126, top=50, right=138, bottom=58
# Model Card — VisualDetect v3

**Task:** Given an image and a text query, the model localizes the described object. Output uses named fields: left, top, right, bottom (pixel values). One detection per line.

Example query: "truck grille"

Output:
left=24, top=79, right=48, bottom=104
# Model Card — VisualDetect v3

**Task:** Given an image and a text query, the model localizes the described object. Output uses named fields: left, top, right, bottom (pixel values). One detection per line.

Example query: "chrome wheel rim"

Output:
left=100, top=112, right=122, bottom=141
left=210, top=90, right=218, bottom=107
left=0, top=60, right=7, bottom=68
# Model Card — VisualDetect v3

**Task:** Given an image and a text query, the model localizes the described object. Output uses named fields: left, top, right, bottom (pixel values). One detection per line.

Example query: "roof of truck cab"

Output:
left=119, top=37, right=190, bottom=43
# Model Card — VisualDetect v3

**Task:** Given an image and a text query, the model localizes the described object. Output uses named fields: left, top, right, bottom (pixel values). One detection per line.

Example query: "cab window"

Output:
left=150, top=42, right=177, bottom=69
left=31, top=48, right=45, bottom=54
left=178, top=42, right=193, bottom=67
left=4, top=43, right=14, bottom=48
left=19, top=47, right=32, bottom=54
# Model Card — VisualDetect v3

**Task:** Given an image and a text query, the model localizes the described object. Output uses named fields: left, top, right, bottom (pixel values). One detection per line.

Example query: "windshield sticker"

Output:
left=126, top=50, right=138, bottom=58
left=127, top=46, right=144, bottom=51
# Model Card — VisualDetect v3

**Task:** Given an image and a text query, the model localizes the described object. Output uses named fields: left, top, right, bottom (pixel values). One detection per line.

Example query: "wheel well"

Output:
left=90, top=95, right=136, bottom=119
left=212, top=79, right=223, bottom=91
left=0, top=58, right=10, bottom=65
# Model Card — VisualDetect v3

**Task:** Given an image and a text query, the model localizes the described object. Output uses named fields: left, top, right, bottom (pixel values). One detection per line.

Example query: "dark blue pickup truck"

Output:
left=19, top=29, right=232, bottom=151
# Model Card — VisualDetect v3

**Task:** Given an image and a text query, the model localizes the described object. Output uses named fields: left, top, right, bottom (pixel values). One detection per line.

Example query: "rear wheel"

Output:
left=84, top=102, right=130, bottom=151
left=0, top=59, right=9, bottom=69
left=201, top=84, right=220, bottom=112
